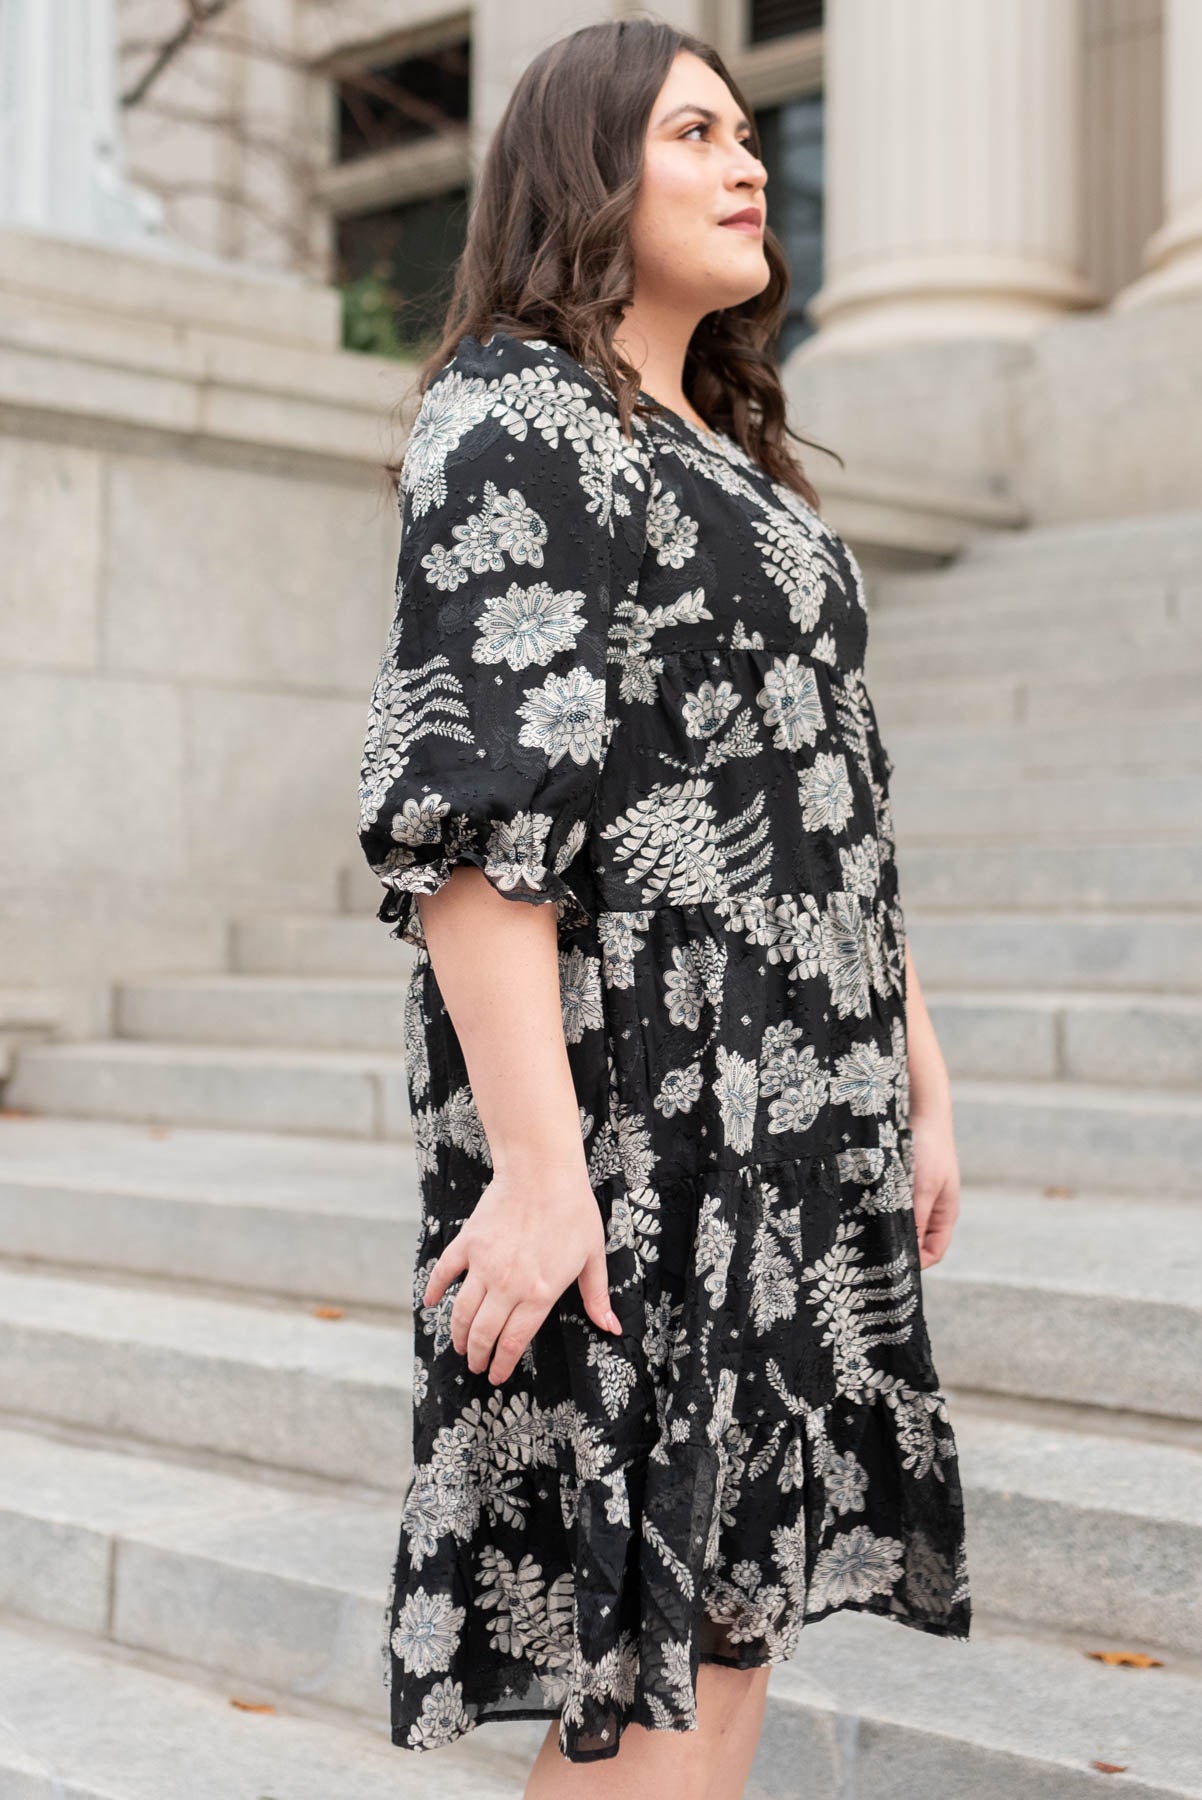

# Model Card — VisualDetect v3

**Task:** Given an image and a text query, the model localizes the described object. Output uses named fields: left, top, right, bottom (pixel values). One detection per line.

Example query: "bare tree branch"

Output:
left=129, top=97, right=324, bottom=173
left=120, top=0, right=241, bottom=108
left=139, top=177, right=317, bottom=262
left=117, top=4, right=464, bottom=288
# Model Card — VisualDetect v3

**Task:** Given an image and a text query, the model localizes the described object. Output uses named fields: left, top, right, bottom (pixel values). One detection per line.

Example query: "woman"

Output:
left=357, top=18, right=971, bottom=1795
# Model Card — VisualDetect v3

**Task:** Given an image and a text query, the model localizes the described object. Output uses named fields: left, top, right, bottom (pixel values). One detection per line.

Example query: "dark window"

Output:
left=336, top=189, right=469, bottom=356
left=755, top=90, right=824, bottom=360
left=749, top=0, right=824, bottom=44
left=336, top=40, right=470, bottom=163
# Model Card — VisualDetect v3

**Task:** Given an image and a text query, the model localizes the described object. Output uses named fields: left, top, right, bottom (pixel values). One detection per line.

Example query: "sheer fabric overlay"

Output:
left=357, top=331, right=971, bottom=1762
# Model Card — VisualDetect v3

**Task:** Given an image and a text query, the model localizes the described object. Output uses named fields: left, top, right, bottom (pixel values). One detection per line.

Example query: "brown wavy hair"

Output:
left=385, top=16, right=838, bottom=511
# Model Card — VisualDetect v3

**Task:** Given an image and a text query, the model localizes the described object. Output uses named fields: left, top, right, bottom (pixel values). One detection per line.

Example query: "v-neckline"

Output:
left=636, top=388, right=728, bottom=448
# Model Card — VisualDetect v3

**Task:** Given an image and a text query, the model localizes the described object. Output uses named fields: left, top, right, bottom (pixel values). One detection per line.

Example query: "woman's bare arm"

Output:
left=904, top=939, right=952, bottom=1124
left=903, top=939, right=961, bottom=1268
left=416, top=865, right=623, bottom=1385
left=416, top=864, right=587, bottom=1172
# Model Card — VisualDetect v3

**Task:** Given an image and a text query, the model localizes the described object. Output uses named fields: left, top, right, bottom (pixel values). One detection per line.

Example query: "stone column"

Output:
left=803, top=0, right=1097, bottom=356
left=0, top=0, right=164, bottom=243
left=1112, top=0, right=1202, bottom=309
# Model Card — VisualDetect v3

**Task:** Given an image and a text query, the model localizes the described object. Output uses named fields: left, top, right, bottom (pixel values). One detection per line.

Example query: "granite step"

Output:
left=233, top=909, right=411, bottom=977
left=891, top=771, right=1202, bottom=840
left=869, top=664, right=1202, bottom=728
left=948, top=1075, right=1202, bottom=1194
left=5, top=1051, right=1199, bottom=1196
left=949, top=1404, right=1202, bottom=1660
left=0, top=1113, right=421, bottom=1307
left=758, top=1605, right=1202, bottom=1800
left=892, top=839, right=1202, bottom=911
left=871, top=622, right=1202, bottom=687
left=115, top=971, right=415, bottom=1052
left=3, top=1602, right=1200, bottom=1799
left=0, top=1423, right=400, bottom=1715
left=868, top=568, right=1188, bottom=633
left=340, top=837, right=1202, bottom=922
left=108, top=974, right=1202, bottom=1081
left=923, top=509, right=1202, bottom=580
left=923, top=1188, right=1202, bottom=1422
left=0, top=1264, right=413, bottom=1487
left=233, top=897, right=1202, bottom=986
left=884, top=712, right=1202, bottom=783
left=4, top=1037, right=414, bottom=1139
left=0, top=1118, right=1197, bottom=1428
left=0, top=1385, right=1199, bottom=1675
left=904, top=908, right=1202, bottom=991
left=924, top=987, right=1202, bottom=1086
left=0, top=1616, right=530, bottom=1798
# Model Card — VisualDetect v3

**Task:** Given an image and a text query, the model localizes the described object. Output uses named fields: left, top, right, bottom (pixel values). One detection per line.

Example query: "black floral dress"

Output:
left=357, top=329, right=971, bottom=1763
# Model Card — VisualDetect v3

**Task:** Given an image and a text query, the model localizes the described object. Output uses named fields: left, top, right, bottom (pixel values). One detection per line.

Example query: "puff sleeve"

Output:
left=357, top=333, right=651, bottom=951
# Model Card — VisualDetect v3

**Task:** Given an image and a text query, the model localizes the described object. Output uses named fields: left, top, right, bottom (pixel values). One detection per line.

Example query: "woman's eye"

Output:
left=682, top=123, right=754, bottom=147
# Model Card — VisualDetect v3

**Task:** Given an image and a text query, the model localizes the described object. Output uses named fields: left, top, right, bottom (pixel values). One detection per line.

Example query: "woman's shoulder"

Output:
left=427, top=328, right=626, bottom=426
left=398, top=332, right=653, bottom=547
left=403, top=328, right=648, bottom=514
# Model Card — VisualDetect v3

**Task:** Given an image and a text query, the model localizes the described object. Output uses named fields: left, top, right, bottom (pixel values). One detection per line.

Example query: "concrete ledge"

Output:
left=0, top=227, right=343, bottom=352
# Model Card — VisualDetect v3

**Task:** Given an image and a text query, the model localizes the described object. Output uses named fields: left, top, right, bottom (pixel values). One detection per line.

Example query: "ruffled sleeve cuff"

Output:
left=370, top=798, right=593, bottom=950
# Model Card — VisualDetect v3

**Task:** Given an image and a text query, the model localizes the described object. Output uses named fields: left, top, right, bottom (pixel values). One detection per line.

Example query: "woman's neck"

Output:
left=613, top=306, right=704, bottom=426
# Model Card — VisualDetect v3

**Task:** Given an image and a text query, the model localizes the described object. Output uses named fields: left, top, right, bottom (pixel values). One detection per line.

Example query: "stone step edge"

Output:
left=0, top=1327, right=1200, bottom=1529
left=0, top=1116, right=1194, bottom=1231
left=922, top=987, right=1202, bottom=1011
left=0, top=1612, right=530, bottom=1800
left=255, top=895, right=1202, bottom=929
left=10, top=1046, right=1202, bottom=1116
left=1, top=1168, right=1198, bottom=1297
left=946, top=1075, right=1202, bottom=1114
left=8, top=1039, right=410, bottom=1072
left=0, top=1529, right=1200, bottom=1796
left=114, top=970, right=1202, bottom=1009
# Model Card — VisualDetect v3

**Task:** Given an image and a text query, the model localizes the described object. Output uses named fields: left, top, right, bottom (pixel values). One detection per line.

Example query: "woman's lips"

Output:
left=719, top=215, right=763, bottom=233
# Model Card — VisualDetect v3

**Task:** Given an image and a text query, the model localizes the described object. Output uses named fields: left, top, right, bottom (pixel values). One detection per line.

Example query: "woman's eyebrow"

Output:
left=655, top=102, right=752, bottom=133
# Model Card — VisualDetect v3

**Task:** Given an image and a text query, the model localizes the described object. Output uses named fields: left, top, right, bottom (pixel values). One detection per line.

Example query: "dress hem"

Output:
left=388, top=1597, right=972, bottom=1760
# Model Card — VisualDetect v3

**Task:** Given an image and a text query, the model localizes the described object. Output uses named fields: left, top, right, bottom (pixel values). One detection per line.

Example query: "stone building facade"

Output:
left=1, top=0, right=1199, bottom=1004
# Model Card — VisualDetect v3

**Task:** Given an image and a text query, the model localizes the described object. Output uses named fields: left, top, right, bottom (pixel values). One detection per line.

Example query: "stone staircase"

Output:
left=0, top=511, right=1200, bottom=1796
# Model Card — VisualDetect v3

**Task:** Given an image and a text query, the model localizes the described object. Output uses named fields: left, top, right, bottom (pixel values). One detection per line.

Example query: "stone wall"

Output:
left=0, top=228, right=402, bottom=1022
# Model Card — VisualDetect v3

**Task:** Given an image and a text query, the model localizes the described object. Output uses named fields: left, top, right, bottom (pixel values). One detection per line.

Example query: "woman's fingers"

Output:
left=577, top=1243, right=621, bottom=1335
left=424, top=1231, right=470, bottom=1307
left=918, top=1174, right=960, bottom=1267
left=464, top=1290, right=515, bottom=1375
left=427, top=1177, right=612, bottom=1382
left=449, top=1269, right=487, bottom=1356
left=486, top=1301, right=551, bottom=1386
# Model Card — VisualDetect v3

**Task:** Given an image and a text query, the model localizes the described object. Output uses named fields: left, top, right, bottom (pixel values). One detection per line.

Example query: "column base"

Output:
left=802, top=254, right=1098, bottom=358
left=1112, top=204, right=1202, bottom=310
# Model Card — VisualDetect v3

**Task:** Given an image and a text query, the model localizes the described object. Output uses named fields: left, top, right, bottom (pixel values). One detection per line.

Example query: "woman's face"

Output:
left=630, top=49, right=770, bottom=319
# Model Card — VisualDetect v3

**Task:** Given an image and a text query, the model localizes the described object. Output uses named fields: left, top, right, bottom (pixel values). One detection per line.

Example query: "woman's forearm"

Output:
left=904, top=939, right=953, bottom=1122
left=415, top=865, right=587, bottom=1175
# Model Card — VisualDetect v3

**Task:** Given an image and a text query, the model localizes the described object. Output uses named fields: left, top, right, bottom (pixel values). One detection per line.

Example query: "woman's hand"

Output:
left=902, top=940, right=961, bottom=1269
left=910, top=1101, right=961, bottom=1268
left=422, top=1154, right=622, bottom=1386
